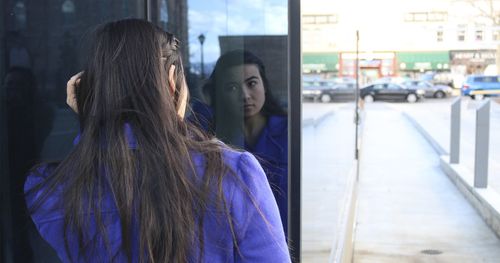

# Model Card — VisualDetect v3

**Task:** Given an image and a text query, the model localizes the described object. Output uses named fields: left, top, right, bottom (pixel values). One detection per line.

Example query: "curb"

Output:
left=403, top=111, right=500, bottom=239
left=402, top=112, right=447, bottom=155
left=329, top=161, right=358, bottom=263
left=302, top=111, right=335, bottom=127
left=440, top=156, right=500, bottom=238
left=330, top=109, right=365, bottom=263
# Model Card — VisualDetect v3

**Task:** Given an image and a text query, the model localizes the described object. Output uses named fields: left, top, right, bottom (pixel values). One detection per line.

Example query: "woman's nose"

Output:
left=241, top=85, right=250, bottom=100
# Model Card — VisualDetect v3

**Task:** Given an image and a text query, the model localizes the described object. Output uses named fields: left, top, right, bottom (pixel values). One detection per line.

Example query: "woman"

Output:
left=193, top=50, right=288, bottom=236
left=24, top=19, right=290, bottom=262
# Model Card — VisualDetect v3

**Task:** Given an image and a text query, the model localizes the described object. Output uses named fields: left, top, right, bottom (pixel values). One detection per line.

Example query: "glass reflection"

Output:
left=3, top=66, right=57, bottom=262
left=1, top=1, right=144, bottom=262
left=176, top=0, right=289, bottom=236
left=191, top=50, right=289, bottom=235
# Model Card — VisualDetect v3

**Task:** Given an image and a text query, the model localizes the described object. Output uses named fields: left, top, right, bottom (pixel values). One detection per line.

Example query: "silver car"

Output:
left=402, top=80, right=452, bottom=98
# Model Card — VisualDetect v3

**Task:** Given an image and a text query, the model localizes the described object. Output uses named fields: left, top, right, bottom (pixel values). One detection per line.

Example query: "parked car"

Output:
left=360, top=83, right=424, bottom=103
left=302, top=80, right=356, bottom=102
left=401, top=80, right=453, bottom=98
left=420, top=72, right=455, bottom=88
left=461, top=75, right=500, bottom=100
left=373, top=76, right=410, bottom=85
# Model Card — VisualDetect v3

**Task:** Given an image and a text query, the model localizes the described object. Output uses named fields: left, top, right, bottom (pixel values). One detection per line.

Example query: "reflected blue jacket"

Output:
left=244, top=115, right=288, bottom=236
left=24, top=127, right=290, bottom=262
left=189, top=103, right=288, bottom=235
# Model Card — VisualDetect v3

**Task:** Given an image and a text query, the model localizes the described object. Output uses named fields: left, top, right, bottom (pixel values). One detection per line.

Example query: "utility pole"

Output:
left=355, top=30, right=360, bottom=161
left=198, top=33, right=205, bottom=79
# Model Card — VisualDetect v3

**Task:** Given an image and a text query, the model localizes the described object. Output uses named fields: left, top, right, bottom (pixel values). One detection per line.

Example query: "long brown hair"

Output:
left=27, top=19, right=236, bottom=262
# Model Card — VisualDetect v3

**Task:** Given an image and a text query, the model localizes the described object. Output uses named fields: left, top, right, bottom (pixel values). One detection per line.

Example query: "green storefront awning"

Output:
left=303, top=53, right=339, bottom=71
left=396, top=51, right=450, bottom=70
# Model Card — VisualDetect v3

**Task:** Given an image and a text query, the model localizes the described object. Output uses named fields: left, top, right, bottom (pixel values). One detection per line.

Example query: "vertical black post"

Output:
left=198, top=33, right=206, bottom=79
left=145, top=0, right=158, bottom=23
left=145, top=0, right=150, bottom=21
left=200, top=45, right=204, bottom=78
left=288, top=0, right=301, bottom=261
left=354, top=31, right=360, bottom=161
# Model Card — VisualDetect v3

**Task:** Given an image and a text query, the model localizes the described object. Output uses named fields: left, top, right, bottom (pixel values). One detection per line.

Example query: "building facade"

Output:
left=302, top=0, right=500, bottom=85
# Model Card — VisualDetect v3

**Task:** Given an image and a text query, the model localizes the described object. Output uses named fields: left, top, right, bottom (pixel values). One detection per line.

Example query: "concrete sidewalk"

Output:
left=353, top=104, right=500, bottom=262
left=302, top=103, right=356, bottom=262
left=389, top=98, right=500, bottom=196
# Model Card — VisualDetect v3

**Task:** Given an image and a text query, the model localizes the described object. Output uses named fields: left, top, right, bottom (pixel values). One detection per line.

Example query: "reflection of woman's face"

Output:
left=219, top=64, right=265, bottom=118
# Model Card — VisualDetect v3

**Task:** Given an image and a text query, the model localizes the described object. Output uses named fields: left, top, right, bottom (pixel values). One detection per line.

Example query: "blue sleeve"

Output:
left=24, top=165, right=128, bottom=263
left=231, top=152, right=290, bottom=262
left=24, top=165, right=72, bottom=262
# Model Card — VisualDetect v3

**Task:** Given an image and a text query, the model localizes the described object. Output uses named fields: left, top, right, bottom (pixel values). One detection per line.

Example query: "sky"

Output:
left=187, top=0, right=288, bottom=64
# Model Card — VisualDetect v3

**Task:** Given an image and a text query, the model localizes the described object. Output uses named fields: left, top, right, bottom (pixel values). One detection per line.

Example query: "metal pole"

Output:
left=450, top=97, right=461, bottom=164
left=474, top=99, right=490, bottom=188
left=200, top=43, right=205, bottom=79
left=354, top=31, right=360, bottom=161
left=288, top=0, right=301, bottom=261
left=145, top=0, right=151, bottom=21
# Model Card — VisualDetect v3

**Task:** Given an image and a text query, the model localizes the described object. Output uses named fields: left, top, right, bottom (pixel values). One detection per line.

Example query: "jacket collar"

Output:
left=73, top=123, right=138, bottom=149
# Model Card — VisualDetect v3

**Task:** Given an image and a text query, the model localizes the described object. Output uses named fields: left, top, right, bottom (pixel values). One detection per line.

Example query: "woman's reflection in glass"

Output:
left=193, top=50, right=288, bottom=235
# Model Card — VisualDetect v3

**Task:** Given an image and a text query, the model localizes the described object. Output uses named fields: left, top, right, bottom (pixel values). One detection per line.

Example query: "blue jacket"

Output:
left=24, top=126, right=290, bottom=262
left=189, top=103, right=288, bottom=235
left=244, top=115, right=288, bottom=236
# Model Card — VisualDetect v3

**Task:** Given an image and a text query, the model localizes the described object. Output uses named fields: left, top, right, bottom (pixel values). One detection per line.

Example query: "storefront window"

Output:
left=1, top=1, right=144, bottom=262
left=1, top=1, right=293, bottom=262
left=150, top=0, right=290, bottom=235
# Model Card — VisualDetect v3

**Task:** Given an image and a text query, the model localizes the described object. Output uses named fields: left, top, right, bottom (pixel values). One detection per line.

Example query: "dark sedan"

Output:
left=401, top=80, right=453, bottom=98
left=303, top=81, right=355, bottom=103
left=360, top=83, right=424, bottom=103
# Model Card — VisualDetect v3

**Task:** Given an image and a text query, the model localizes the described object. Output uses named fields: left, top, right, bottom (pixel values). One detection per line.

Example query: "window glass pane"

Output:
left=437, top=30, right=444, bottom=42
left=483, top=76, right=494, bottom=82
left=150, top=0, right=290, bottom=238
left=315, top=16, right=328, bottom=24
left=476, top=30, right=483, bottom=41
left=404, top=13, right=414, bottom=22
left=328, top=15, right=337, bottom=23
left=1, top=1, right=144, bottom=262
left=303, top=15, right=316, bottom=24
left=414, top=13, right=427, bottom=22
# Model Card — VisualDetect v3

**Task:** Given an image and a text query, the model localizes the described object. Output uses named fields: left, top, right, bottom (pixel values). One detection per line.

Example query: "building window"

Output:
left=475, top=30, right=483, bottom=41
left=405, top=11, right=447, bottom=22
left=327, top=15, right=338, bottom=24
left=437, top=30, right=443, bottom=42
left=303, top=15, right=315, bottom=24
left=414, top=12, right=427, bottom=22
left=493, top=30, right=500, bottom=41
left=404, top=13, right=414, bottom=22
left=303, top=14, right=338, bottom=24
left=428, top=12, right=447, bottom=22
left=315, top=16, right=328, bottom=24
left=457, top=26, right=466, bottom=41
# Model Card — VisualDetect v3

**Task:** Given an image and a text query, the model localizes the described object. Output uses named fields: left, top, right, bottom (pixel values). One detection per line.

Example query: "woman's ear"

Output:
left=168, top=65, right=176, bottom=95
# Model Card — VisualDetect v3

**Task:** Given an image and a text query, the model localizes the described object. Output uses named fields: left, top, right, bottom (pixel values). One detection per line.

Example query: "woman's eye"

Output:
left=247, top=81, right=258, bottom=87
left=225, top=84, right=238, bottom=92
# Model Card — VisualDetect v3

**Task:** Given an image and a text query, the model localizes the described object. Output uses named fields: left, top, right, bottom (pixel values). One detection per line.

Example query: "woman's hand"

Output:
left=67, top=72, right=83, bottom=113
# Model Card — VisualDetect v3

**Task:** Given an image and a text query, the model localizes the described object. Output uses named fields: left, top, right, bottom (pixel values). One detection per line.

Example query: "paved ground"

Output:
left=302, top=102, right=356, bottom=262
left=353, top=103, right=500, bottom=263
left=388, top=97, right=500, bottom=195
